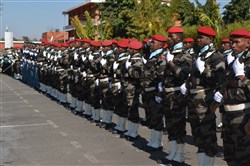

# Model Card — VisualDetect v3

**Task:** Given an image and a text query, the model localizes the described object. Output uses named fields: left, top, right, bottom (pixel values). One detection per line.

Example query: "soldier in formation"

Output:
left=4, top=27, right=249, bottom=166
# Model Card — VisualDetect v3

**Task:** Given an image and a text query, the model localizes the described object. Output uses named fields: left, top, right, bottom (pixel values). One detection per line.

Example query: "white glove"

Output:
left=47, top=53, right=51, bottom=59
left=54, top=67, right=57, bottom=71
left=155, top=96, right=162, bottom=103
left=113, top=61, right=119, bottom=70
left=82, top=71, right=87, bottom=77
left=125, top=60, right=132, bottom=69
left=81, top=55, right=86, bottom=62
left=54, top=56, right=58, bottom=61
left=116, top=82, right=121, bottom=90
left=227, top=53, right=235, bottom=65
left=95, top=79, right=99, bottom=86
left=100, top=58, right=107, bottom=66
left=158, top=82, right=163, bottom=92
left=142, top=56, right=147, bottom=64
left=180, top=83, right=187, bottom=95
left=74, top=52, right=78, bottom=60
left=89, top=54, right=94, bottom=61
left=70, top=65, right=73, bottom=70
left=233, top=58, right=245, bottom=76
left=166, top=51, right=174, bottom=62
left=43, top=51, right=46, bottom=57
left=214, top=91, right=223, bottom=103
left=196, top=57, right=205, bottom=74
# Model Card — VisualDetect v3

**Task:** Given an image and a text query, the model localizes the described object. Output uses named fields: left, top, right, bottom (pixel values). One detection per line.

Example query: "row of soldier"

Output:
left=7, top=26, right=250, bottom=166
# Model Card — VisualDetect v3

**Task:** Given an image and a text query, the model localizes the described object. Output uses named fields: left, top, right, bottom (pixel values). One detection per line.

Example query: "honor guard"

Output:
left=123, top=40, right=144, bottom=141
left=112, top=40, right=129, bottom=134
left=213, top=29, right=250, bottom=166
left=183, top=37, right=195, bottom=56
left=180, top=26, right=226, bottom=165
left=88, top=41, right=102, bottom=123
left=98, top=40, right=115, bottom=130
left=142, top=34, right=167, bottom=151
left=163, top=27, right=192, bottom=165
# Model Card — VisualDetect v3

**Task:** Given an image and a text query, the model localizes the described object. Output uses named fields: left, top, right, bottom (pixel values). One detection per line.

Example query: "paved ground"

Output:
left=0, top=74, right=227, bottom=166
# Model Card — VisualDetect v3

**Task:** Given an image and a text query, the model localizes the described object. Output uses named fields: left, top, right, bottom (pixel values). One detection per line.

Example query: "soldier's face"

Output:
left=150, top=40, right=164, bottom=51
left=222, top=43, right=231, bottom=52
left=102, top=46, right=111, bottom=53
left=168, top=33, right=181, bottom=48
left=184, top=42, right=192, bottom=50
left=82, top=42, right=90, bottom=49
left=231, top=37, right=249, bottom=55
left=197, top=34, right=212, bottom=48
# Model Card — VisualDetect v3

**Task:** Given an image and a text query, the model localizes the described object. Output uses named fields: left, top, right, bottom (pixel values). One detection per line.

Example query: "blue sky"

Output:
left=0, top=0, right=230, bottom=40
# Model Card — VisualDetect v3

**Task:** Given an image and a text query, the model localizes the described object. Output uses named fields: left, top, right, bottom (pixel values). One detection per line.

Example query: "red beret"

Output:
left=152, top=34, right=167, bottom=42
left=112, top=39, right=118, bottom=44
left=230, top=29, right=250, bottom=38
left=222, top=38, right=230, bottom=43
left=75, top=38, right=91, bottom=43
left=67, top=40, right=75, bottom=43
left=143, top=38, right=150, bottom=43
left=184, top=38, right=194, bottom=43
left=40, top=39, right=47, bottom=43
left=102, top=40, right=113, bottom=46
left=117, top=40, right=129, bottom=48
left=43, top=41, right=50, bottom=45
left=90, top=41, right=101, bottom=47
left=168, top=27, right=184, bottom=33
left=53, top=43, right=61, bottom=47
left=129, top=40, right=143, bottom=50
left=163, top=44, right=168, bottom=49
left=61, top=43, right=69, bottom=47
left=197, top=26, right=216, bottom=37
left=128, top=38, right=137, bottom=42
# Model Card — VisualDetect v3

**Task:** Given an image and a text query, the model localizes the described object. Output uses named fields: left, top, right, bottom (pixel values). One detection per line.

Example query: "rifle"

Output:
left=210, top=49, right=249, bottom=113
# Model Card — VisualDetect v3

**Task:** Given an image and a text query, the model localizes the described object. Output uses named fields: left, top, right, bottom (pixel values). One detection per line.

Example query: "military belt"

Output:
left=100, top=78, right=109, bottom=82
left=57, top=69, right=64, bottom=72
left=144, top=87, right=156, bottom=92
left=165, top=87, right=180, bottom=93
left=224, top=102, right=250, bottom=112
left=113, top=82, right=121, bottom=87
left=87, top=74, right=94, bottom=78
left=164, top=87, right=209, bottom=93
left=189, top=88, right=210, bottom=94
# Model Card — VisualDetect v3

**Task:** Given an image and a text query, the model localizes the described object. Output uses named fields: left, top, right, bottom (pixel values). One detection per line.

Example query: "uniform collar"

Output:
left=149, top=48, right=163, bottom=59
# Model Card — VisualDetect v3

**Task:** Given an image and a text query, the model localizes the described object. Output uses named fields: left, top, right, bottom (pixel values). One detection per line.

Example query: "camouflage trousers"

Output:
left=125, top=84, right=140, bottom=123
left=142, top=90, right=164, bottom=131
left=100, top=81, right=114, bottom=111
left=222, top=110, right=250, bottom=166
left=91, top=84, right=101, bottom=109
left=113, top=87, right=128, bottom=118
left=189, top=107, right=218, bottom=157
left=164, top=106, right=186, bottom=143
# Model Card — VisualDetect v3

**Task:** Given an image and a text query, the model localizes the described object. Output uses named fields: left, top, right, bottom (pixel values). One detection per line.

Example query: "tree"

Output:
left=123, top=0, right=172, bottom=40
left=222, top=0, right=250, bottom=24
left=97, top=0, right=136, bottom=38
left=170, top=0, right=197, bottom=26
left=71, top=15, right=89, bottom=39
left=22, top=36, right=30, bottom=41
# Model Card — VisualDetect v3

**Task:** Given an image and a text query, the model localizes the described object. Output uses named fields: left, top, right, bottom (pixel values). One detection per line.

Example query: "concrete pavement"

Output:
left=0, top=74, right=227, bottom=166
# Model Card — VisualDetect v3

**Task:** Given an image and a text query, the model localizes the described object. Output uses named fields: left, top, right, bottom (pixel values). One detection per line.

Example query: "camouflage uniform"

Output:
left=142, top=35, right=166, bottom=150
left=124, top=50, right=143, bottom=140
left=163, top=43, right=192, bottom=163
left=221, top=43, right=250, bottom=165
left=98, top=44, right=115, bottom=130
left=187, top=44, right=225, bottom=162
left=112, top=49, right=129, bottom=134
